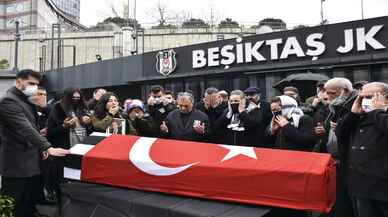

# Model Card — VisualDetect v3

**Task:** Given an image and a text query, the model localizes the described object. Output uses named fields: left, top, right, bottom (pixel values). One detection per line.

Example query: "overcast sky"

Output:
left=80, top=0, right=388, bottom=28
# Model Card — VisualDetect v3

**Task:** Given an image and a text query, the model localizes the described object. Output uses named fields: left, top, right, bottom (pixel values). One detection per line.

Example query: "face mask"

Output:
left=230, top=103, right=239, bottom=113
left=361, top=98, right=373, bottom=113
left=22, top=85, right=38, bottom=97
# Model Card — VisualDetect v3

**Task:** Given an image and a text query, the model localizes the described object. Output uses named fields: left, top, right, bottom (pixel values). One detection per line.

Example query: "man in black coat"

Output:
left=147, top=86, right=177, bottom=137
left=244, top=87, right=273, bottom=147
left=215, top=90, right=269, bottom=147
left=196, top=87, right=227, bottom=144
left=336, top=82, right=388, bottom=217
left=160, top=92, right=210, bottom=142
left=0, top=69, right=70, bottom=217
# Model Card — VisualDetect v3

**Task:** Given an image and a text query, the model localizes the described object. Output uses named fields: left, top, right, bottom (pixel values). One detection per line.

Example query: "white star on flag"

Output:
left=219, top=145, right=258, bottom=162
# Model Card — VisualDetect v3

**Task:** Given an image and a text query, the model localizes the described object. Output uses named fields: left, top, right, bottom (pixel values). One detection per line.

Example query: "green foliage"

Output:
left=182, top=18, right=209, bottom=28
left=102, top=17, right=141, bottom=28
left=0, top=194, right=15, bottom=217
left=0, top=59, right=10, bottom=70
left=218, top=18, right=239, bottom=28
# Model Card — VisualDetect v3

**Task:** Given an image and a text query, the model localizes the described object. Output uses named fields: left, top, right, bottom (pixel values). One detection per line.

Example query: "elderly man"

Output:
left=160, top=92, right=210, bottom=142
left=336, top=82, right=388, bottom=217
left=314, top=77, right=357, bottom=217
left=0, top=69, right=70, bottom=217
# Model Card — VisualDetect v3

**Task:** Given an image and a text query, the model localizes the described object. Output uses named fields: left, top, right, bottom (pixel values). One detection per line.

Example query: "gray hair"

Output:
left=230, top=90, right=245, bottom=98
left=204, top=87, right=219, bottom=96
left=364, top=82, right=388, bottom=95
left=324, top=77, right=353, bottom=92
left=177, top=92, right=195, bottom=103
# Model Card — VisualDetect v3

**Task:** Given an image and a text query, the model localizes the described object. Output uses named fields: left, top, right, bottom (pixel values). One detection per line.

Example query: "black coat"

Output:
left=0, top=87, right=51, bottom=177
left=270, top=115, right=317, bottom=152
left=47, top=103, right=69, bottom=149
left=164, top=109, right=210, bottom=142
left=128, top=115, right=157, bottom=137
left=336, top=110, right=388, bottom=201
left=195, top=101, right=228, bottom=143
left=215, top=106, right=271, bottom=147
left=147, top=103, right=177, bottom=136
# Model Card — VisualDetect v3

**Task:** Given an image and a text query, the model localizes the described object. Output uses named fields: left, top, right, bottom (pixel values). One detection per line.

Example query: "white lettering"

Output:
left=245, top=41, right=266, bottom=62
left=337, top=29, right=354, bottom=54
left=192, top=50, right=207, bottom=68
left=280, top=37, right=306, bottom=59
left=220, top=45, right=235, bottom=65
left=266, top=39, right=282, bottom=60
left=208, top=47, right=220, bottom=67
left=236, top=43, right=244, bottom=63
left=306, top=33, right=325, bottom=56
left=356, top=25, right=386, bottom=51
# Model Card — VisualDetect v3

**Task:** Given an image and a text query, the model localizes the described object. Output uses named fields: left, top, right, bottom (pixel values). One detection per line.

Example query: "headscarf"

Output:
left=278, top=95, right=304, bottom=128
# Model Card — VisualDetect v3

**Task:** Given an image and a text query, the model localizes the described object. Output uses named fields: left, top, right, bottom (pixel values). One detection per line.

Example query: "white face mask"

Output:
left=22, top=85, right=38, bottom=97
left=361, top=98, right=373, bottom=113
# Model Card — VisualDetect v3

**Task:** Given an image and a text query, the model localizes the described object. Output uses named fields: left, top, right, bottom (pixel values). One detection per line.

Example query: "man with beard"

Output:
left=317, top=77, right=357, bottom=217
left=196, top=87, right=227, bottom=143
left=243, top=87, right=272, bottom=147
left=0, top=69, right=70, bottom=217
left=160, top=92, right=210, bottom=142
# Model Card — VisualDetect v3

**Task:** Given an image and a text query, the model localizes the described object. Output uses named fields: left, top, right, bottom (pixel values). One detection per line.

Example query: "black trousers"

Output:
left=1, top=175, right=40, bottom=217
left=355, top=197, right=388, bottom=217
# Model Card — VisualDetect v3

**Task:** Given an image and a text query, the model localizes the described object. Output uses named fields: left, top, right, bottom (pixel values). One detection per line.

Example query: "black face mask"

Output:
left=230, top=103, right=239, bottom=113
left=72, top=99, right=81, bottom=106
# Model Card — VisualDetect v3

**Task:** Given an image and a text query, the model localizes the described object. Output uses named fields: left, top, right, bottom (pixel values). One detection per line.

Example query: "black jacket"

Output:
left=47, top=102, right=92, bottom=149
left=0, top=87, right=51, bottom=177
left=195, top=101, right=227, bottom=143
left=127, top=115, right=157, bottom=137
left=215, top=106, right=271, bottom=147
left=164, top=109, right=210, bottom=142
left=336, top=110, right=388, bottom=201
left=270, top=115, right=317, bottom=152
left=147, top=103, right=177, bottom=136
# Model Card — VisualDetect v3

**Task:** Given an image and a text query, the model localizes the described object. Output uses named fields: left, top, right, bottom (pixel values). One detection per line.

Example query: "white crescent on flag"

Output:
left=129, top=137, right=198, bottom=176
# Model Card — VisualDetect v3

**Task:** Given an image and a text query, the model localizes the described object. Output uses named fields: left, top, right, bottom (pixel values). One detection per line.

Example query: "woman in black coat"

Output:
left=268, top=95, right=316, bottom=152
left=46, top=87, right=92, bottom=201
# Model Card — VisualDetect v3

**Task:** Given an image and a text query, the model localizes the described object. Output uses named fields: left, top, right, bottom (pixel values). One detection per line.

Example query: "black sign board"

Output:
left=142, top=16, right=388, bottom=79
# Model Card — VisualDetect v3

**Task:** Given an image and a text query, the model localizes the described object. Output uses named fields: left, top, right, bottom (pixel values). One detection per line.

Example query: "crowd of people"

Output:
left=1, top=69, right=388, bottom=217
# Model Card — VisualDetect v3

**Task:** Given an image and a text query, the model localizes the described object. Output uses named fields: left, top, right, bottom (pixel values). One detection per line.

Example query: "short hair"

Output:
left=270, top=96, right=282, bottom=104
left=93, top=88, right=106, bottom=95
left=364, top=82, right=388, bottom=96
left=150, top=85, right=164, bottom=94
left=38, top=86, right=46, bottom=91
left=204, top=87, right=219, bottom=96
left=230, top=90, right=245, bottom=98
left=218, top=90, right=228, bottom=97
left=16, top=69, right=42, bottom=81
left=177, top=92, right=194, bottom=103
left=164, top=90, right=174, bottom=97
left=283, top=86, right=299, bottom=94
left=324, top=78, right=353, bottom=92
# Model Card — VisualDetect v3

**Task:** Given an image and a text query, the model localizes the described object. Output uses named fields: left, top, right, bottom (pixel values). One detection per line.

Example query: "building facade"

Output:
left=51, top=0, right=80, bottom=21
left=0, top=0, right=58, bottom=32
left=43, top=16, right=388, bottom=101
left=0, top=26, right=256, bottom=71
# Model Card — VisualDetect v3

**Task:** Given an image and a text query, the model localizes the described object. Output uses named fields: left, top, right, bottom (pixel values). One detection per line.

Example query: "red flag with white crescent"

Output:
left=72, top=135, right=335, bottom=212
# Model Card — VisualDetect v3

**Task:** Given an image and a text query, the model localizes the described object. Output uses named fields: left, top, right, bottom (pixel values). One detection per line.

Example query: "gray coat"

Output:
left=0, top=87, right=51, bottom=177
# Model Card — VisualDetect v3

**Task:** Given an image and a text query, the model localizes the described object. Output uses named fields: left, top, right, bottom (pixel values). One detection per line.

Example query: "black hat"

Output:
left=244, top=87, right=260, bottom=95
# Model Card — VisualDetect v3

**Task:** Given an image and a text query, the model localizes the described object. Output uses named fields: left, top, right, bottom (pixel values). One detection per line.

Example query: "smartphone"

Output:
left=273, top=111, right=282, bottom=117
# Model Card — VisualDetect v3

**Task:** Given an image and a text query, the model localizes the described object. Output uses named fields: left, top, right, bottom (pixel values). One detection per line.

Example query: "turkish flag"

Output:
left=78, top=135, right=335, bottom=212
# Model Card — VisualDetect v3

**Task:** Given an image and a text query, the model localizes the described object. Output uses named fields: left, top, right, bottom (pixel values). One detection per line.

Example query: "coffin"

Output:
left=64, top=133, right=336, bottom=213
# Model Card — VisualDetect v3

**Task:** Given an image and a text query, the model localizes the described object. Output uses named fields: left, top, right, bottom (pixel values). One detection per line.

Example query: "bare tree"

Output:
left=147, top=1, right=171, bottom=27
